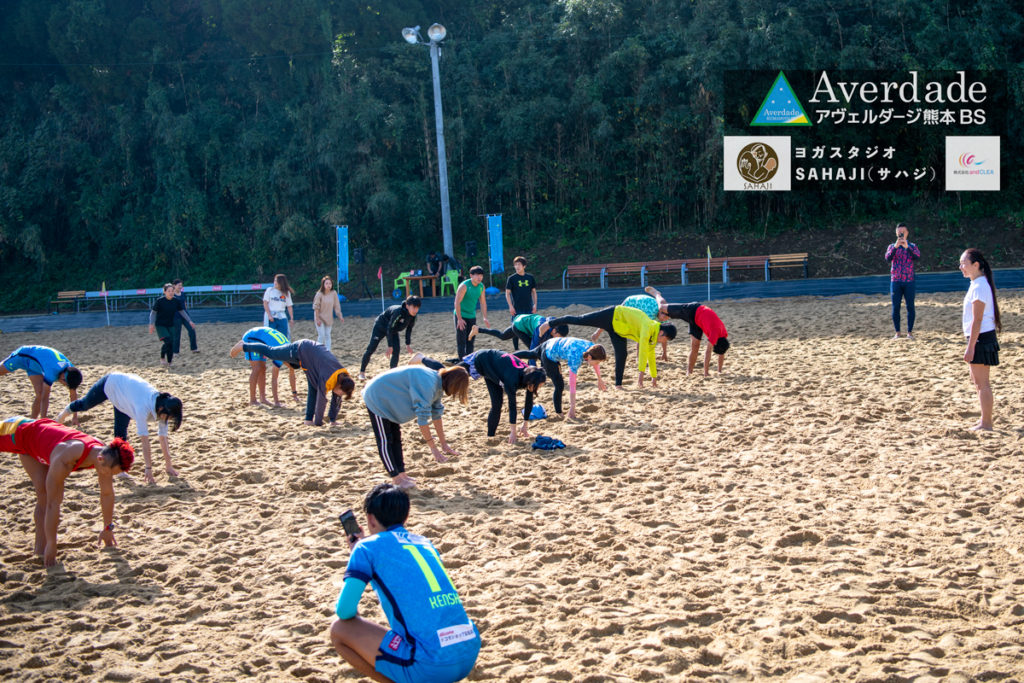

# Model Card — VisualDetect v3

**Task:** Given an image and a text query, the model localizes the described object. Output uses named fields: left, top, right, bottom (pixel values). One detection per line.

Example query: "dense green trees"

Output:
left=0, top=0, right=1020, bottom=310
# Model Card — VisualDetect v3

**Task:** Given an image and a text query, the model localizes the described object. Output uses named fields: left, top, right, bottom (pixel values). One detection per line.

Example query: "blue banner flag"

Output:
left=487, top=214, right=504, bottom=274
left=336, top=225, right=349, bottom=284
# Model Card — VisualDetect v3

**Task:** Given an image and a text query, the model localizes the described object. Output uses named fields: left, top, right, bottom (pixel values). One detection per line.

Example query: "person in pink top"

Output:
left=885, top=222, right=921, bottom=340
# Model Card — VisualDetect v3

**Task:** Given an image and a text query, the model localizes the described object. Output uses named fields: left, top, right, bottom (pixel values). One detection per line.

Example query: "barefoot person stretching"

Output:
left=1, top=416, right=135, bottom=566
left=362, top=364, right=469, bottom=489
left=56, top=372, right=183, bottom=485
left=959, top=248, right=1001, bottom=431
left=0, top=345, right=83, bottom=420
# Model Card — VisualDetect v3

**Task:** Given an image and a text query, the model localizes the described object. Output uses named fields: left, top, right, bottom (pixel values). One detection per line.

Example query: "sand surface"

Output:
left=1, top=291, right=1023, bottom=682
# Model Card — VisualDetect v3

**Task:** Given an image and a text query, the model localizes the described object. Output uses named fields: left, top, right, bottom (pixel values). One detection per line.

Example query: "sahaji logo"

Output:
left=737, top=142, right=779, bottom=183
left=751, top=72, right=811, bottom=126
left=958, top=153, right=985, bottom=168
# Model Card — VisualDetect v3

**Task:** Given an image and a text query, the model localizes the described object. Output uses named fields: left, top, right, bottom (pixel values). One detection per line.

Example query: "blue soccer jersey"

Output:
left=242, top=327, right=290, bottom=366
left=544, top=337, right=593, bottom=374
left=1, top=346, right=73, bottom=385
left=343, top=526, right=480, bottom=668
left=622, top=294, right=660, bottom=320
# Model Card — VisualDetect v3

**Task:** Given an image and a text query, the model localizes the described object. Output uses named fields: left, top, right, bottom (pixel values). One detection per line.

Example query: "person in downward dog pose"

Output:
left=56, top=372, right=183, bottom=486
left=231, top=338, right=355, bottom=426
left=645, top=286, right=730, bottom=376
left=514, top=338, right=607, bottom=419
left=1, top=416, right=135, bottom=566
left=412, top=350, right=546, bottom=445
left=539, top=305, right=675, bottom=389
left=361, top=364, right=469, bottom=489
left=240, top=326, right=298, bottom=406
left=0, top=345, right=82, bottom=420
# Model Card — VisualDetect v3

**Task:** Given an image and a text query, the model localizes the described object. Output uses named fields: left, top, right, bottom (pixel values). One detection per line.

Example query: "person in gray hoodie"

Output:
left=362, top=365, right=470, bottom=490
left=231, top=339, right=354, bottom=426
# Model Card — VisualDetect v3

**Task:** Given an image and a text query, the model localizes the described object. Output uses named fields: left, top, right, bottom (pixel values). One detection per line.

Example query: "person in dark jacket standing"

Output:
left=150, top=284, right=195, bottom=366
left=231, top=339, right=354, bottom=426
left=414, top=350, right=545, bottom=445
left=358, top=296, right=421, bottom=380
left=171, top=279, right=199, bottom=355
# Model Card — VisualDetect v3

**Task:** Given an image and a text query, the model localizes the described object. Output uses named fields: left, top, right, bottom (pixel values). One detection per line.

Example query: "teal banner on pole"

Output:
left=487, top=214, right=503, bottom=274
left=336, top=225, right=349, bottom=283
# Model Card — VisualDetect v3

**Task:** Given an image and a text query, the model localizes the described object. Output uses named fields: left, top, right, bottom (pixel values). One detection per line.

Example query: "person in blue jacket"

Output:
left=331, top=483, right=481, bottom=683
left=1, top=345, right=83, bottom=420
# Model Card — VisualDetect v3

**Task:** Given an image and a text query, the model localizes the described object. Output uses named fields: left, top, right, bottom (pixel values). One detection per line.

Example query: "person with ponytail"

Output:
left=56, top=372, right=182, bottom=485
left=1, top=416, right=134, bottom=566
left=263, top=273, right=295, bottom=338
left=958, top=248, right=1001, bottom=431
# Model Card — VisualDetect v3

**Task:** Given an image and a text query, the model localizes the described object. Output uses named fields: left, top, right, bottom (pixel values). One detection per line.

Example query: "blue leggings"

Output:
left=890, top=280, right=916, bottom=333
left=67, top=374, right=132, bottom=438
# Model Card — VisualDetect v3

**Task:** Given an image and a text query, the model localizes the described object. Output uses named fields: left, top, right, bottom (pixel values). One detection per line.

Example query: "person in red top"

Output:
left=646, top=286, right=730, bottom=376
left=0, top=417, right=134, bottom=567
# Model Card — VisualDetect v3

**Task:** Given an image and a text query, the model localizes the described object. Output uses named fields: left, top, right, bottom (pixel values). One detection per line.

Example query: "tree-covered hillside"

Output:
left=1, top=1, right=1021, bottom=311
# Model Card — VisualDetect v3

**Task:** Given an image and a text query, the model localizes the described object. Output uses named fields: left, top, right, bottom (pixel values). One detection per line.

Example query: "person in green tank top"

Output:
left=453, top=266, right=488, bottom=358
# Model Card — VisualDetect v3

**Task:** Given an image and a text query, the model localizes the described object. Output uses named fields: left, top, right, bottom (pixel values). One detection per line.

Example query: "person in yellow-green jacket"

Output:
left=539, top=306, right=675, bottom=388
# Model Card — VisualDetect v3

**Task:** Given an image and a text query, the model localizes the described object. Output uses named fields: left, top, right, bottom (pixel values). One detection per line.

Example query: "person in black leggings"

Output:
left=414, top=350, right=546, bottom=444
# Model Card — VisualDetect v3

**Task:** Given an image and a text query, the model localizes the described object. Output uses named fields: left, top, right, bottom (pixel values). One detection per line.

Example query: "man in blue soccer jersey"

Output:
left=1, top=345, right=83, bottom=420
left=330, top=483, right=480, bottom=683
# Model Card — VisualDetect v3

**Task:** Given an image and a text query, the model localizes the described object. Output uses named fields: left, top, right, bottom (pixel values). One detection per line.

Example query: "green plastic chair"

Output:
left=393, top=271, right=413, bottom=293
left=440, top=269, right=460, bottom=296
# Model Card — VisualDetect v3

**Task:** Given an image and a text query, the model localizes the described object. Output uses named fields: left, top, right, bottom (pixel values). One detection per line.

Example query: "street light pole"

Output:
left=403, top=24, right=454, bottom=260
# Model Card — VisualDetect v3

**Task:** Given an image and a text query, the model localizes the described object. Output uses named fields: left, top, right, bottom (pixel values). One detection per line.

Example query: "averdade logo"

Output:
left=751, top=72, right=811, bottom=126
left=945, top=136, right=1000, bottom=191
left=724, top=137, right=791, bottom=191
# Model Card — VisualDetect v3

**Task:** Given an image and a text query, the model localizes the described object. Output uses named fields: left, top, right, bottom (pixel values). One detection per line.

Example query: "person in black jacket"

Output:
left=358, top=296, right=421, bottom=379
left=413, top=349, right=546, bottom=444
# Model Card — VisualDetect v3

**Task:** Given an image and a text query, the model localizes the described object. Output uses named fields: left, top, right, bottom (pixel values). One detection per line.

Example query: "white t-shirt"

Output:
left=103, top=372, right=168, bottom=437
left=962, top=277, right=996, bottom=336
left=263, top=287, right=293, bottom=319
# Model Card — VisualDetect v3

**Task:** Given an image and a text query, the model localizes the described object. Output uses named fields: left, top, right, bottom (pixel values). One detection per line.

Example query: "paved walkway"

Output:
left=3, top=269, right=1022, bottom=333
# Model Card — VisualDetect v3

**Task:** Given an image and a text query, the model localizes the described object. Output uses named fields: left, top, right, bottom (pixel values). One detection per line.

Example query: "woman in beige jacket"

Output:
left=313, top=275, right=344, bottom=350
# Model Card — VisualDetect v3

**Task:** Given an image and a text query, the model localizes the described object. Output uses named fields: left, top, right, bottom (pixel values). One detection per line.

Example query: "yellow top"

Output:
left=612, top=306, right=660, bottom=378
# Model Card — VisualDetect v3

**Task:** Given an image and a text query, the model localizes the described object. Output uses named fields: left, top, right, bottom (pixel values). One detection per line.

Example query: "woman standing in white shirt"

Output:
left=959, top=248, right=1001, bottom=431
left=312, top=275, right=344, bottom=350
left=263, top=273, right=294, bottom=339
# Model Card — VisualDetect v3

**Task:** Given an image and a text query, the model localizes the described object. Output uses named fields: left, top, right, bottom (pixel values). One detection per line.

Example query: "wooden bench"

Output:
left=563, top=253, right=810, bottom=289
left=50, top=290, right=86, bottom=313
left=767, top=252, right=809, bottom=279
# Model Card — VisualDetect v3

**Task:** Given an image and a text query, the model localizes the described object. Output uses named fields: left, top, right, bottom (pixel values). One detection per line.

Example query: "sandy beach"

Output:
left=1, top=290, right=1022, bottom=682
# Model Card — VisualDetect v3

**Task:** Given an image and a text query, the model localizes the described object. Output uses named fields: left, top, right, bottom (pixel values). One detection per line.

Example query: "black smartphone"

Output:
left=339, top=509, right=363, bottom=542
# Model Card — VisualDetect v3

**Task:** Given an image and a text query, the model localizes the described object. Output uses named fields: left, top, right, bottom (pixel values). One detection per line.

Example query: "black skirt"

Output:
left=969, top=330, right=1000, bottom=366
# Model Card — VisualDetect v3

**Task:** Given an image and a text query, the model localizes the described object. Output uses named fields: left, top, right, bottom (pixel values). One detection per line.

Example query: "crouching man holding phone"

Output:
left=330, top=483, right=481, bottom=683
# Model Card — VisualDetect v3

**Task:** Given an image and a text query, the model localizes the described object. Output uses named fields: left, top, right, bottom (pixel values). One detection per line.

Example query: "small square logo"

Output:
left=946, top=136, right=1000, bottom=191
left=388, top=635, right=403, bottom=651
left=724, top=137, right=791, bottom=191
